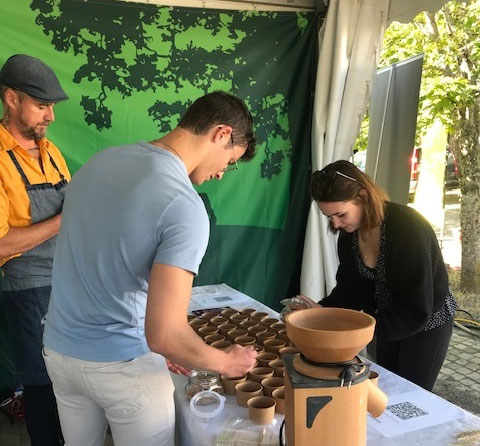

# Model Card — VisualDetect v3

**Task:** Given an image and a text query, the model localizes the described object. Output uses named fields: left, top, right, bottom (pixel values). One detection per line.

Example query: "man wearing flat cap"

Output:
left=0, top=54, right=69, bottom=445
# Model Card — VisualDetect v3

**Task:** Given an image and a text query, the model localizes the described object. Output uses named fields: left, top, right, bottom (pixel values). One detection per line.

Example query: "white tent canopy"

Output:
left=387, top=0, right=459, bottom=23
left=117, top=0, right=454, bottom=19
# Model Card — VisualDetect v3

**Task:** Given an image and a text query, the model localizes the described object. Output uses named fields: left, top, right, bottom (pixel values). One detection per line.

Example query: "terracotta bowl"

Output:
left=284, top=308, right=376, bottom=363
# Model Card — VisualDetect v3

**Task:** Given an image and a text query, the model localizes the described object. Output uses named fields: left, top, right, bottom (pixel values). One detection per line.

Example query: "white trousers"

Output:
left=43, top=348, right=175, bottom=446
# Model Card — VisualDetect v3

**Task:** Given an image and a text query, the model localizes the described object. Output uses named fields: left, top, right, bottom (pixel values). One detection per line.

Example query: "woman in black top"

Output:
left=297, top=160, right=456, bottom=391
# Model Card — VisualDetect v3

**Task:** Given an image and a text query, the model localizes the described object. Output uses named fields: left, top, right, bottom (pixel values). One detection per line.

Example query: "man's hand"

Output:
left=166, top=360, right=191, bottom=376
left=220, top=344, right=258, bottom=378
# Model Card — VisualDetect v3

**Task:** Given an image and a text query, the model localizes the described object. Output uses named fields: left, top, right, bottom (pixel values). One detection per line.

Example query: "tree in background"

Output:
left=378, top=0, right=480, bottom=292
left=30, top=0, right=313, bottom=180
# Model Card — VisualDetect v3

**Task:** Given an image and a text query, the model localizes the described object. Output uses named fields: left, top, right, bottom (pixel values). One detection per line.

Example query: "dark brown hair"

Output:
left=179, top=91, right=256, bottom=161
left=310, top=160, right=388, bottom=232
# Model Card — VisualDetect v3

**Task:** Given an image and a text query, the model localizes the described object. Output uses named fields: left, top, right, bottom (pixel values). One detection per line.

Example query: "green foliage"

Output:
left=353, top=113, right=369, bottom=153
left=29, top=0, right=315, bottom=183
left=379, top=0, right=480, bottom=290
left=380, top=1, right=480, bottom=141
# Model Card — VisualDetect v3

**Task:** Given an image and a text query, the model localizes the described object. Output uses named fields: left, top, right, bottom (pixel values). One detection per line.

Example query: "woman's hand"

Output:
left=280, top=295, right=321, bottom=310
left=294, top=294, right=321, bottom=308
left=280, top=294, right=321, bottom=321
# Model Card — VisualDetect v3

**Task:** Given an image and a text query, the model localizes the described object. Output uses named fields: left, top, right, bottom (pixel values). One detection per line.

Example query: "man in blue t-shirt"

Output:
left=43, top=91, right=257, bottom=446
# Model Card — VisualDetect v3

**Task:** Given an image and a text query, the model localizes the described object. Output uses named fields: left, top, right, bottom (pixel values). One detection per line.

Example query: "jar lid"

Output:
left=188, top=370, right=220, bottom=383
left=189, top=390, right=226, bottom=420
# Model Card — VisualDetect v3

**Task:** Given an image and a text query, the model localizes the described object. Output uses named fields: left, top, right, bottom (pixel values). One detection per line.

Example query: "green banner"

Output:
left=0, top=0, right=316, bottom=310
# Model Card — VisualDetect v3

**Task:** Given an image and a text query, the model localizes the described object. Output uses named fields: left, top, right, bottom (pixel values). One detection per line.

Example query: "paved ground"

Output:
left=426, top=188, right=480, bottom=416
left=433, top=326, right=480, bottom=415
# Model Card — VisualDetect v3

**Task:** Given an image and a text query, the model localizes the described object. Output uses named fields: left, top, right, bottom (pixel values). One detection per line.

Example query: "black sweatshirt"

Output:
left=320, top=201, right=452, bottom=341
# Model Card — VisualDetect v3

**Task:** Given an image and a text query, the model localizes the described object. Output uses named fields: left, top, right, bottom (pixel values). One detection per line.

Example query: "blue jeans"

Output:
left=43, top=348, right=176, bottom=446
left=2, top=286, right=63, bottom=445
left=2, top=286, right=51, bottom=385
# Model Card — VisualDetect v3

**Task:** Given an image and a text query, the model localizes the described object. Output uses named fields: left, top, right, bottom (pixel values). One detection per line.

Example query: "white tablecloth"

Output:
left=173, top=284, right=480, bottom=446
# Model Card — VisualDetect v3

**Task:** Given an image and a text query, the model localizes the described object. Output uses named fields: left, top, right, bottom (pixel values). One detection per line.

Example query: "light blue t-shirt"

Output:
left=44, top=142, right=210, bottom=361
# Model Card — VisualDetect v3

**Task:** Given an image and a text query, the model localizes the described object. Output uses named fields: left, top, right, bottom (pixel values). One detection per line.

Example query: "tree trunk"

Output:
left=459, top=189, right=480, bottom=291
left=451, top=100, right=480, bottom=292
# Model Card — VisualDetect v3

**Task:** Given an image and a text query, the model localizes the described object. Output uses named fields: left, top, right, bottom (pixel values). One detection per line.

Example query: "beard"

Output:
left=16, top=113, right=49, bottom=140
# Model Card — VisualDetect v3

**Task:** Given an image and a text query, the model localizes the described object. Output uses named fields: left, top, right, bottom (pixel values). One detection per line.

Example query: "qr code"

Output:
left=213, top=296, right=233, bottom=302
left=387, top=402, right=429, bottom=420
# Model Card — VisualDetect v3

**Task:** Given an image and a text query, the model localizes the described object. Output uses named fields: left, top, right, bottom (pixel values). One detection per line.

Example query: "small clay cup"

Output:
left=220, top=308, right=239, bottom=318
left=278, top=346, right=300, bottom=356
left=256, top=352, right=279, bottom=367
left=197, top=325, right=219, bottom=338
left=253, top=344, right=265, bottom=354
left=210, top=315, right=229, bottom=326
left=217, top=322, right=236, bottom=335
left=261, top=317, right=280, bottom=328
left=211, top=339, right=232, bottom=350
left=221, top=374, right=247, bottom=395
left=200, top=310, right=220, bottom=321
left=251, top=311, right=269, bottom=321
left=235, top=381, right=263, bottom=407
left=240, top=319, right=259, bottom=330
left=248, top=366, right=274, bottom=383
left=204, top=333, right=225, bottom=345
left=240, top=308, right=257, bottom=316
left=272, top=387, right=285, bottom=414
left=248, top=325, right=268, bottom=338
left=256, top=331, right=277, bottom=345
left=260, top=377, right=285, bottom=396
left=263, top=338, right=286, bottom=354
left=268, top=359, right=285, bottom=377
left=230, top=313, right=250, bottom=324
left=189, top=317, right=208, bottom=332
left=234, top=335, right=256, bottom=346
left=247, top=396, right=276, bottom=424
left=227, top=328, right=248, bottom=342
left=270, top=322, right=286, bottom=332
left=277, top=328, right=292, bottom=346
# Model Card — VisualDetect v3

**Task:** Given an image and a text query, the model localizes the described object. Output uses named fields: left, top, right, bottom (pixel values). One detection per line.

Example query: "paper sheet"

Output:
left=368, top=389, right=465, bottom=437
left=215, top=428, right=279, bottom=446
left=189, top=284, right=265, bottom=313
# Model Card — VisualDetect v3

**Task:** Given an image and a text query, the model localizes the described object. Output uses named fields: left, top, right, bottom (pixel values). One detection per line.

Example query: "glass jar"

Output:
left=279, top=296, right=312, bottom=321
left=185, top=370, right=224, bottom=400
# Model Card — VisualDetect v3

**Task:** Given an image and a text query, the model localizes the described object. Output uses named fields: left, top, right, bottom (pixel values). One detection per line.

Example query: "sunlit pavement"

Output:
left=425, top=188, right=480, bottom=415
left=439, top=188, right=462, bottom=269
left=409, top=182, right=461, bottom=269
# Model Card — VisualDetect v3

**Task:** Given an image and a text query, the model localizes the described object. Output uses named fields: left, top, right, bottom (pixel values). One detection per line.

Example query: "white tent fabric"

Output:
left=118, top=0, right=465, bottom=17
left=299, top=0, right=468, bottom=302
left=387, top=0, right=462, bottom=23
left=114, top=0, right=464, bottom=303
left=300, top=0, right=389, bottom=301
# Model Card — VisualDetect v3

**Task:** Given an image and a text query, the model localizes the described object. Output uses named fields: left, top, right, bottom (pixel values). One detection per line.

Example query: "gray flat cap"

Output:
left=0, top=54, right=68, bottom=103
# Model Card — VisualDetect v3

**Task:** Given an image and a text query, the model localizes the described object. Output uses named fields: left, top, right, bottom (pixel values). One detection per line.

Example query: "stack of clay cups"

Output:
left=189, top=306, right=290, bottom=423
